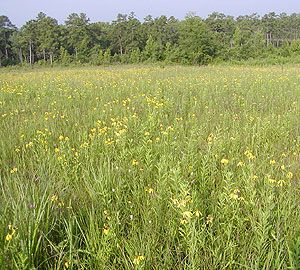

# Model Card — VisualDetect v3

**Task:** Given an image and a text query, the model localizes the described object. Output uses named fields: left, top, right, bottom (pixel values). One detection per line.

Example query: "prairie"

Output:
left=0, top=65, right=300, bottom=269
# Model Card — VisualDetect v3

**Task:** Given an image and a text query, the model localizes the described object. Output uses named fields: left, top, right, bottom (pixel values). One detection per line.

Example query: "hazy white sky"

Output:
left=2, top=0, right=300, bottom=27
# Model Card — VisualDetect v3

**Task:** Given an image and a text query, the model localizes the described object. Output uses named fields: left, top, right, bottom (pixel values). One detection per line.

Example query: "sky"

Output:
left=2, top=0, right=300, bottom=27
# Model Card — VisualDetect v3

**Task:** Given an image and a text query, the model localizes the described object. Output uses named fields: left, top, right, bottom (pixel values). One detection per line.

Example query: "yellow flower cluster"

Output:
left=133, top=255, right=145, bottom=265
left=221, top=158, right=229, bottom=165
left=5, top=224, right=16, bottom=241
left=244, top=149, right=255, bottom=160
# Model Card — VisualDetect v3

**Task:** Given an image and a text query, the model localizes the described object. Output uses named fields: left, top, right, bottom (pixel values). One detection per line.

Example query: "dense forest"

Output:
left=1, top=11, right=300, bottom=66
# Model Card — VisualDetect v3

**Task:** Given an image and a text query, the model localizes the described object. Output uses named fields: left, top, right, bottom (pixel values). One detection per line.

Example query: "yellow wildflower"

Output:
left=182, top=211, right=193, bottom=219
left=5, top=233, right=13, bottom=241
left=58, top=201, right=64, bottom=207
left=270, top=159, right=276, bottom=165
left=194, top=210, right=201, bottom=217
left=10, top=167, right=18, bottom=174
left=237, top=161, right=245, bottom=167
left=104, top=138, right=114, bottom=145
left=25, top=142, right=33, bottom=148
left=51, top=194, right=58, bottom=202
left=268, top=178, right=276, bottom=185
left=64, top=261, right=69, bottom=269
left=133, top=255, right=145, bottom=265
left=229, top=192, right=239, bottom=200
left=207, top=133, right=214, bottom=144
left=81, top=142, right=89, bottom=148
left=145, top=187, right=154, bottom=194
left=244, top=149, right=255, bottom=160
left=180, top=219, right=188, bottom=224
left=229, top=189, right=242, bottom=200
left=132, top=159, right=139, bottom=166
left=206, top=215, right=214, bottom=224
left=5, top=224, right=16, bottom=241
left=221, top=158, right=229, bottom=165
left=103, top=224, right=110, bottom=236
left=277, top=179, right=286, bottom=187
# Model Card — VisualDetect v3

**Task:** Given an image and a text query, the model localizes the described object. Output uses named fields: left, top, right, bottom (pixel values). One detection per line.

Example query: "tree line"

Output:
left=1, top=11, right=300, bottom=66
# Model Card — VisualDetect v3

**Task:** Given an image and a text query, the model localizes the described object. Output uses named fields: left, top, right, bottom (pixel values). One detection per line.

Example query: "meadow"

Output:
left=0, top=65, right=300, bottom=269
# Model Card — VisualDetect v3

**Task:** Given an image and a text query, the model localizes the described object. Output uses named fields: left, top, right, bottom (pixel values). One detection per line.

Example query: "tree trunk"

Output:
left=43, top=49, right=46, bottom=61
left=5, top=46, right=8, bottom=59
left=50, top=52, right=53, bottom=65
left=119, top=38, right=123, bottom=55
left=29, top=40, right=32, bottom=65
left=19, top=48, right=23, bottom=64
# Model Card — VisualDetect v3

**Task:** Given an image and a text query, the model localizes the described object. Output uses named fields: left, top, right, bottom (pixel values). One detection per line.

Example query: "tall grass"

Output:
left=0, top=65, right=299, bottom=269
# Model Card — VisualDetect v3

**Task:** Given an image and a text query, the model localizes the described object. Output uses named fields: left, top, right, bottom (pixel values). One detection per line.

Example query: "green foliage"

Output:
left=179, top=15, right=217, bottom=64
left=89, top=45, right=102, bottom=65
left=103, top=48, right=111, bottom=64
left=143, top=35, right=160, bottom=61
left=59, top=47, right=72, bottom=65
left=35, top=12, right=59, bottom=62
left=129, top=48, right=141, bottom=63
left=164, top=42, right=181, bottom=63
left=232, top=23, right=266, bottom=60
left=110, top=13, right=142, bottom=56
left=290, top=40, right=300, bottom=53
left=1, top=11, right=300, bottom=66
left=0, top=15, right=16, bottom=66
left=65, top=13, right=94, bottom=62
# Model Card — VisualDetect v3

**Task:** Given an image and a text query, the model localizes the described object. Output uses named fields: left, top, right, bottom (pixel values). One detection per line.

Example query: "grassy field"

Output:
left=0, top=65, right=300, bottom=269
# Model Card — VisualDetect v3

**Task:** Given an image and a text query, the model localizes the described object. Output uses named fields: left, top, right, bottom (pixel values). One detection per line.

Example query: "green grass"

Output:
left=0, top=65, right=300, bottom=269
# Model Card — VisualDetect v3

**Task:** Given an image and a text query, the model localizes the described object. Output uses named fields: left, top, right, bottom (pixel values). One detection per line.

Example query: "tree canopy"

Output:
left=1, top=11, right=300, bottom=66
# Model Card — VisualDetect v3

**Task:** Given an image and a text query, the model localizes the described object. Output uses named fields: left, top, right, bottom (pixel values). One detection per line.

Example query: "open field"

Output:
left=0, top=65, right=300, bottom=269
